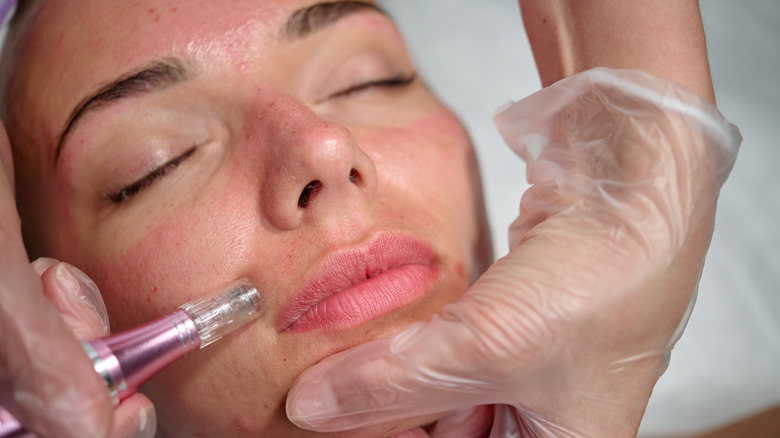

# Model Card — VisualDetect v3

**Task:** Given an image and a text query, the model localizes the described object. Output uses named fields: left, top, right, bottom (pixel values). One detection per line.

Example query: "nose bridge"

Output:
left=256, top=94, right=377, bottom=231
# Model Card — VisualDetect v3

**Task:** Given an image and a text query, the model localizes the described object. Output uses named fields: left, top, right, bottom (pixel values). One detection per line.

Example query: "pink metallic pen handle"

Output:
left=0, top=310, right=199, bottom=438
left=83, top=308, right=200, bottom=405
left=0, top=409, right=33, bottom=438
left=0, top=279, right=261, bottom=438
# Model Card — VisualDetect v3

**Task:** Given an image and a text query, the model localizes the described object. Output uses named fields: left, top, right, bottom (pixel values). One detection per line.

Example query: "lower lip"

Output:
left=284, top=264, right=438, bottom=332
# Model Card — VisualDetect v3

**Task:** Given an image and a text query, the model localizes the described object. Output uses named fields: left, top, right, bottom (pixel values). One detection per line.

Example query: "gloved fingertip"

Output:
left=116, top=403, right=156, bottom=438
left=31, top=257, right=59, bottom=275
left=134, top=403, right=156, bottom=438
left=35, top=391, right=113, bottom=438
left=285, top=382, right=340, bottom=429
left=56, top=263, right=109, bottom=332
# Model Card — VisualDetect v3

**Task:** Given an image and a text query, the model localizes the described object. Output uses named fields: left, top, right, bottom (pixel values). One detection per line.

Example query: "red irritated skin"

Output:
left=5, top=0, right=493, bottom=436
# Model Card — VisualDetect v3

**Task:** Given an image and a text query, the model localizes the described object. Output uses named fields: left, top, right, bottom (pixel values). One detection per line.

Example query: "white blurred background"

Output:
left=380, top=1, right=780, bottom=435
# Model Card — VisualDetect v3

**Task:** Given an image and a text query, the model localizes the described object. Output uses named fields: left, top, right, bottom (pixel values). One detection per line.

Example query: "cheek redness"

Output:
left=381, top=110, right=470, bottom=154
left=98, top=174, right=262, bottom=318
left=93, top=209, right=212, bottom=320
left=91, top=217, right=196, bottom=328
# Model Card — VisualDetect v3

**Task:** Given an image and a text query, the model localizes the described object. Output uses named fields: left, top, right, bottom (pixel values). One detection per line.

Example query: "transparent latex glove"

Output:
left=0, top=259, right=156, bottom=438
left=286, top=68, right=741, bottom=436
left=0, top=124, right=154, bottom=437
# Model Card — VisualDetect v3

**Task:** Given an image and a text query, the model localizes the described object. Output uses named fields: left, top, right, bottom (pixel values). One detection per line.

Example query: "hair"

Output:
left=0, top=0, right=38, bottom=119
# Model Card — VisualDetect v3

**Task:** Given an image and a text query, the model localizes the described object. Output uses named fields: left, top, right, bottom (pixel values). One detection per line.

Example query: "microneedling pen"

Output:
left=0, top=278, right=263, bottom=438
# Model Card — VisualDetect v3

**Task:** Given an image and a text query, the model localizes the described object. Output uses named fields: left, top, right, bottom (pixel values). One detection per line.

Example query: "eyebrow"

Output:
left=55, top=57, right=191, bottom=162
left=284, top=1, right=386, bottom=39
left=54, top=1, right=386, bottom=163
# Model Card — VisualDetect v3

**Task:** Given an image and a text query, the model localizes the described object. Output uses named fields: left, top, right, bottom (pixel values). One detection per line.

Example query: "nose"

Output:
left=256, top=97, right=377, bottom=231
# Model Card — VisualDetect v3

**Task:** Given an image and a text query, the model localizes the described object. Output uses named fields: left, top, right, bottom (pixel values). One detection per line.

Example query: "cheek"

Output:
left=385, top=113, right=474, bottom=201
left=81, top=181, right=258, bottom=331
left=363, top=111, right=482, bottom=245
left=56, top=110, right=484, bottom=434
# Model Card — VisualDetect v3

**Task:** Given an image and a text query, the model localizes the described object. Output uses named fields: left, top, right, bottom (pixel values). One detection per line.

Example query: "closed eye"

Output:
left=108, top=146, right=197, bottom=203
left=328, top=72, right=417, bottom=99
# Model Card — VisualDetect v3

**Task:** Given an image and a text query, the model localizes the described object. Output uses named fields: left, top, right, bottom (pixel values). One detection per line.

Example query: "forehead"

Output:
left=10, top=0, right=384, bottom=149
left=20, top=0, right=286, bottom=91
left=26, top=0, right=322, bottom=67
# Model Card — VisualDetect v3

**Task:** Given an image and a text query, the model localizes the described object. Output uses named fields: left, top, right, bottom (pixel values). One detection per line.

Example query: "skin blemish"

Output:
left=147, top=8, right=160, bottom=22
left=145, top=286, right=158, bottom=304
left=234, top=417, right=257, bottom=433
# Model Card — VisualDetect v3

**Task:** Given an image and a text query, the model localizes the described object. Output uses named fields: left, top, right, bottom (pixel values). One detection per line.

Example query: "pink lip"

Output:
left=276, top=233, right=439, bottom=332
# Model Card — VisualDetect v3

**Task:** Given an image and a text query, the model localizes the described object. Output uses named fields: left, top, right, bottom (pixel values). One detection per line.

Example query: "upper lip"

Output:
left=275, top=232, right=437, bottom=331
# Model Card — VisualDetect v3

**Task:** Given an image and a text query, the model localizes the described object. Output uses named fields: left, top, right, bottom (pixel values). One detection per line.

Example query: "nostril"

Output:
left=349, top=168, right=361, bottom=185
left=297, top=180, right=322, bottom=208
left=297, top=170, right=361, bottom=209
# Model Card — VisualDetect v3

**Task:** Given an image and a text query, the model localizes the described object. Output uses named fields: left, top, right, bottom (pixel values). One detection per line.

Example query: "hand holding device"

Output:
left=286, top=68, right=742, bottom=436
left=0, top=258, right=262, bottom=438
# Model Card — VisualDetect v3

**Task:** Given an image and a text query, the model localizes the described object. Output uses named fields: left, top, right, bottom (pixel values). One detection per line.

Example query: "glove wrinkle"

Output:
left=287, top=68, right=741, bottom=438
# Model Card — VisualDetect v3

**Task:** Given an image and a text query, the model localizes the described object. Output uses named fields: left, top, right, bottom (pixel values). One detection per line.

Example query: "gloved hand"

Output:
left=286, top=68, right=741, bottom=436
left=0, top=123, right=154, bottom=438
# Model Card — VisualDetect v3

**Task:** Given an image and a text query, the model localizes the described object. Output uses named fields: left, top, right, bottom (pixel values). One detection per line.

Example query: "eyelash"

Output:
left=329, top=72, right=417, bottom=99
left=108, top=146, right=197, bottom=204
left=104, top=74, right=415, bottom=204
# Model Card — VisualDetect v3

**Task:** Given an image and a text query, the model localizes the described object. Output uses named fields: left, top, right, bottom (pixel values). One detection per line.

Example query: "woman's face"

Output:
left=6, top=0, right=491, bottom=436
